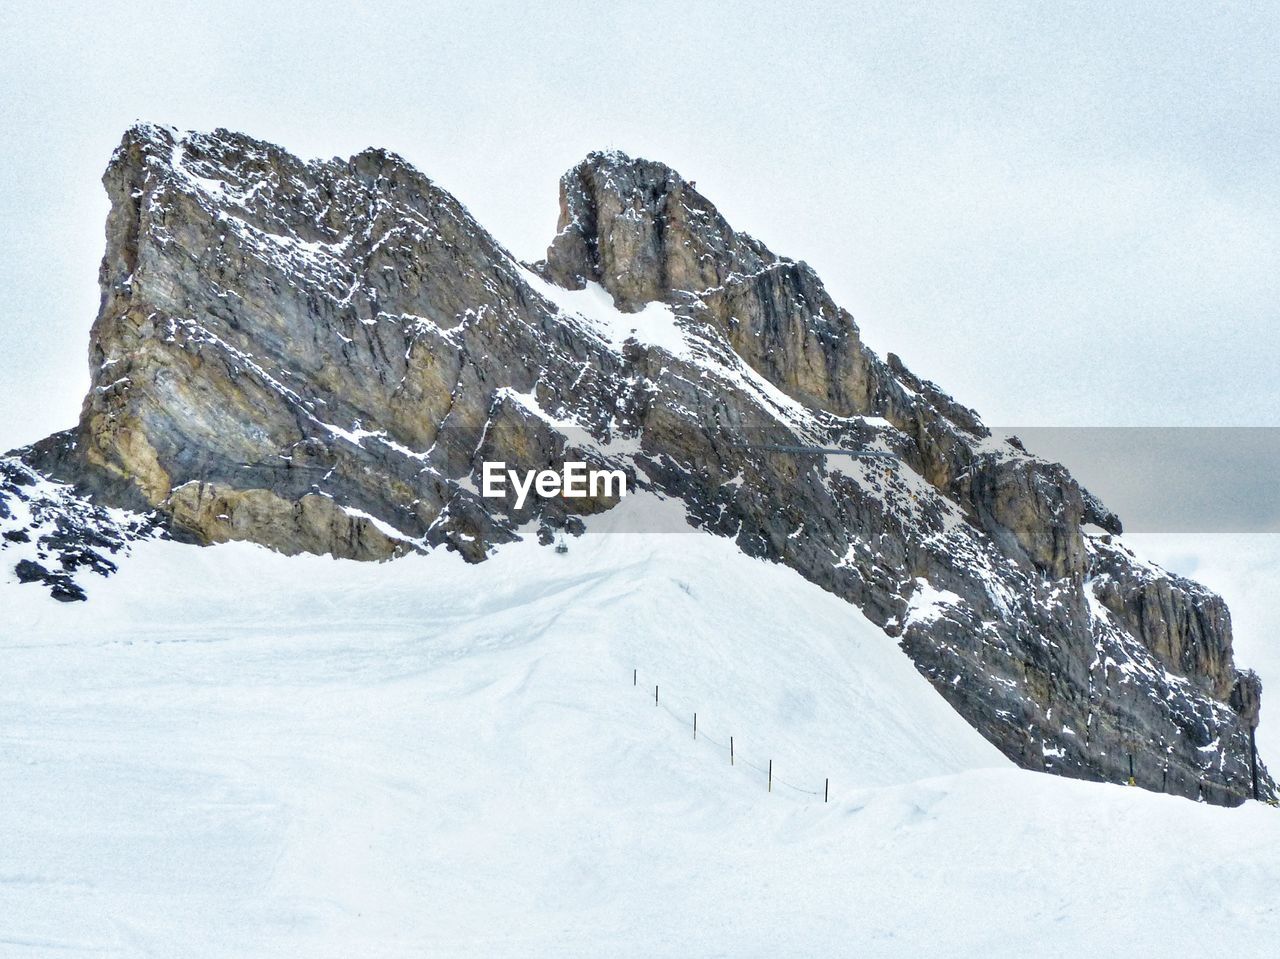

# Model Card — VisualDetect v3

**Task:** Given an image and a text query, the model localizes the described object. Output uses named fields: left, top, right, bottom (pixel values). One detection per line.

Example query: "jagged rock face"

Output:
left=543, top=153, right=1100, bottom=579
left=6, top=127, right=1271, bottom=805
left=1088, top=537, right=1239, bottom=702
left=545, top=156, right=878, bottom=419
left=63, top=126, right=638, bottom=562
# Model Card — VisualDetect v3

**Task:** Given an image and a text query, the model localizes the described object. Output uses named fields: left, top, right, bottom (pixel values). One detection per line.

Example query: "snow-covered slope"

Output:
left=3, top=497, right=1277, bottom=957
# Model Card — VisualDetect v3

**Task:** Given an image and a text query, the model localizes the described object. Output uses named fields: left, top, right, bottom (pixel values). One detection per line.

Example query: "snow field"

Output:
left=2, top=498, right=1278, bottom=956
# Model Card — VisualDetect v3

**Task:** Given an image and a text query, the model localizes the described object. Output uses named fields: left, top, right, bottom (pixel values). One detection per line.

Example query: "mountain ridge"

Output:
left=2, top=122, right=1269, bottom=805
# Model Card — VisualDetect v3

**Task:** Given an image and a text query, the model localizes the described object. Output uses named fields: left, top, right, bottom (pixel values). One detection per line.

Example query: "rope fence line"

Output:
left=636, top=668, right=830, bottom=801
left=633, top=668, right=1274, bottom=809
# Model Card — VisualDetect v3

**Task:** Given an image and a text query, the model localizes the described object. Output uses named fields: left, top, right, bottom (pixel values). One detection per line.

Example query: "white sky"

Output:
left=1, top=0, right=1277, bottom=451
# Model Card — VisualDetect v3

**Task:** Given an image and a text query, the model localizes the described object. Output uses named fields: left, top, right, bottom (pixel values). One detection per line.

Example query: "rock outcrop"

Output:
left=2, top=127, right=1270, bottom=805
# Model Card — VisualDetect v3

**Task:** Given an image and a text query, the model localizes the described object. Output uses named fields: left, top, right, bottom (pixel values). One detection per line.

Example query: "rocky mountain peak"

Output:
left=543, top=150, right=775, bottom=310
left=2, top=125, right=1270, bottom=806
left=540, top=149, right=887, bottom=423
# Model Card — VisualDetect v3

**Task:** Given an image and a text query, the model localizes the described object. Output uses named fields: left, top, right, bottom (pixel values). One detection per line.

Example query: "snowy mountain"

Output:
left=1, top=124, right=1271, bottom=809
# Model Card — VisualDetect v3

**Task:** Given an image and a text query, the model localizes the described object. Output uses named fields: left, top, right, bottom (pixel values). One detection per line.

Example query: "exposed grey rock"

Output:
left=1231, top=671, right=1263, bottom=730
left=1090, top=536, right=1235, bottom=699
left=4, top=126, right=1270, bottom=805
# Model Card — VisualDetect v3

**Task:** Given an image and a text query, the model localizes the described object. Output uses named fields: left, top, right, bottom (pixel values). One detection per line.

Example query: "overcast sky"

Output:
left=2, top=1, right=1277, bottom=453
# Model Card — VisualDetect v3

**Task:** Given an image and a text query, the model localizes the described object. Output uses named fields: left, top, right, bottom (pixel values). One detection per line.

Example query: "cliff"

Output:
left=3, top=125, right=1268, bottom=805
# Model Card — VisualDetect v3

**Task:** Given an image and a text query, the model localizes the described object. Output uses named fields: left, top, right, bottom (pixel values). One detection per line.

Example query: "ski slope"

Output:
left=2, top=497, right=1278, bottom=957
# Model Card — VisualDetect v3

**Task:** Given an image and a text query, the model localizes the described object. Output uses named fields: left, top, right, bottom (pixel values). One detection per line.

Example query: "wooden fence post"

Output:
left=825, top=778, right=829, bottom=803
left=768, top=759, right=772, bottom=793
left=693, top=712, right=697, bottom=740
left=730, top=736, right=734, bottom=765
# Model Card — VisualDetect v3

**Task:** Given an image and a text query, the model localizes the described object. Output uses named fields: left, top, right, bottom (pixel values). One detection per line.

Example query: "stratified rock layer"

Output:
left=5, top=128, right=1270, bottom=805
